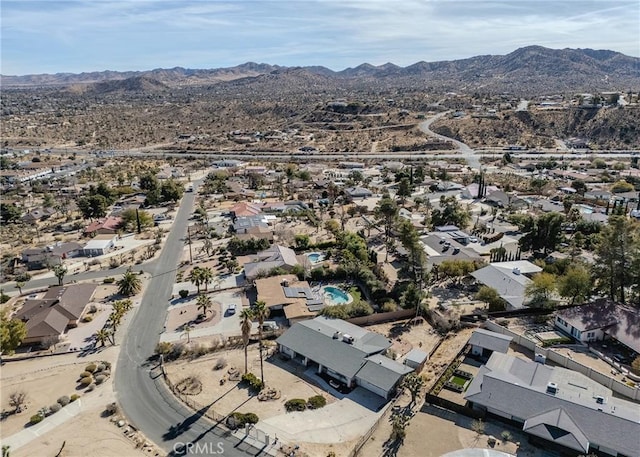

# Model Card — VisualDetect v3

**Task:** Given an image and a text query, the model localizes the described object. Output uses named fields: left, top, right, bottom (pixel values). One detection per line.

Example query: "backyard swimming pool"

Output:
left=322, top=286, right=353, bottom=305
left=306, top=252, right=326, bottom=264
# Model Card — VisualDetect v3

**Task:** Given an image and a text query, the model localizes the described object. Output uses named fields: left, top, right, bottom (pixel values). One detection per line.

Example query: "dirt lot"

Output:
left=365, top=318, right=442, bottom=362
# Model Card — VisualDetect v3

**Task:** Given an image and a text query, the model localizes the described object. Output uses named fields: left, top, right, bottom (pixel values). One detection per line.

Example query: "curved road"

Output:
left=418, top=111, right=482, bottom=170
left=114, top=186, right=261, bottom=457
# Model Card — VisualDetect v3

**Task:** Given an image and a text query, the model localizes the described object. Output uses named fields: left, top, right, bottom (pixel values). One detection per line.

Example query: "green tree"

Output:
left=94, top=329, right=111, bottom=347
left=475, top=286, right=504, bottom=311
left=397, top=177, right=412, bottom=204
left=571, top=179, right=587, bottom=195
left=0, top=203, right=21, bottom=223
left=239, top=308, right=254, bottom=374
left=430, top=195, right=471, bottom=229
left=610, top=180, right=634, bottom=193
left=187, top=267, right=204, bottom=293
left=77, top=194, right=108, bottom=220
left=557, top=265, right=592, bottom=305
left=374, top=197, right=398, bottom=262
left=161, top=179, right=184, bottom=202
left=252, top=300, right=270, bottom=385
left=52, top=264, right=67, bottom=286
left=0, top=312, right=27, bottom=355
left=592, top=216, right=640, bottom=304
left=402, top=373, right=425, bottom=407
left=518, top=212, right=565, bottom=255
left=181, top=324, right=193, bottom=344
left=294, top=234, right=310, bottom=250
left=200, top=267, right=214, bottom=291
left=525, top=272, right=557, bottom=308
left=196, top=294, right=213, bottom=317
left=401, top=282, right=424, bottom=310
left=119, top=208, right=153, bottom=232
left=117, top=267, right=142, bottom=296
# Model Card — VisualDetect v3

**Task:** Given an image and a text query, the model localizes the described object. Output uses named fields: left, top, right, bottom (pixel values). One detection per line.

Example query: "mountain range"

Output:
left=2, top=46, right=639, bottom=94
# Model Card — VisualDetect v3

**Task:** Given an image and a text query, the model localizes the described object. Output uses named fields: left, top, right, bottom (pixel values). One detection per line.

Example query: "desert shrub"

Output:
left=95, top=374, right=106, bottom=385
left=102, top=361, right=112, bottom=370
left=30, top=414, right=44, bottom=424
left=95, top=363, right=106, bottom=372
left=501, top=431, right=513, bottom=442
left=70, top=394, right=80, bottom=402
left=284, top=398, right=307, bottom=412
left=85, top=363, right=97, bottom=373
left=381, top=300, right=398, bottom=313
left=103, top=277, right=115, bottom=284
left=178, top=289, right=189, bottom=298
left=49, top=403, right=61, bottom=414
left=83, top=315, right=93, bottom=322
left=86, top=383, right=96, bottom=392
left=102, top=369, right=111, bottom=377
left=214, top=358, right=227, bottom=370
left=193, top=344, right=210, bottom=358
left=80, top=376, right=93, bottom=386
left=105, top=402, right=119, bottom=416
left=57, top=395, right=70, bottom=406
left=79, top=371, right=92, bottom=379
left=241, top=373, right=263, bottom=392
left=227, top=412, right=259, bottom=429
left=307, top=395, right=327, bottom=409
left=155, top=341, right=173, bottom=356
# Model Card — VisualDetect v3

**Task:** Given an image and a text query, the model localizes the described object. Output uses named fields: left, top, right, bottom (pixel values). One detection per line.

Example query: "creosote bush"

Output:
left=80, top=376, right=93, bottom=386
left=49, top=403, right=61, bottom=414
left=57, top=396, right=70, bottom=407
left=307, top=395, right=327, bottom=409
left=85, top=363, right=97, bottom=373
left=284, top=398, right=307, bottom=412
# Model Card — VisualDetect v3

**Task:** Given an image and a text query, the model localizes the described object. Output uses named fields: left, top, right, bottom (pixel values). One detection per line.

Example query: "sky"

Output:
left=1, top=0, right=639, bottom=75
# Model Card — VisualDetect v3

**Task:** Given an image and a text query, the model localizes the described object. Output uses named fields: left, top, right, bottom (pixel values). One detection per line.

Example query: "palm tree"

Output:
left=239, top=308, right=254, bottom=374
left=200, top=267, right=214, bottom=292
left=252, top=300, right=270, bottom=385
left=187, top=267, right=204, bottom=293
left=117, top=267, right=141, bottom=296
left=196, top=294, right=213, bottom=317
left=94, top=329, right=111, bottom=347
left=182, top=324, right=193, bottom=344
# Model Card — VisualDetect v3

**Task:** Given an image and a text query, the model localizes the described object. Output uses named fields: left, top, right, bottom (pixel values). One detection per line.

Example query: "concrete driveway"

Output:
left=257, top=386, right=385, bottom=444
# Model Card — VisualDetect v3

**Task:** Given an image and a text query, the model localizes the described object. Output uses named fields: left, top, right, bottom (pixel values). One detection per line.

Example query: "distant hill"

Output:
left=2, top=46, right=639, bottom=94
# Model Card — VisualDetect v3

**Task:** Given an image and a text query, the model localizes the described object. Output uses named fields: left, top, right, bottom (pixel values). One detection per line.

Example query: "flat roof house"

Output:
left=276, top=316, right=412, bottom=399
left=255, top=275, right=324, bottom=324
left=82, top=234, right=117, bottom=257
left=464, top=352, right=640, bottom=457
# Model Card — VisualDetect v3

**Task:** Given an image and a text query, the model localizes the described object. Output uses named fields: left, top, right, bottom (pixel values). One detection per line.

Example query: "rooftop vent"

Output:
left=342, top=334, right=354, bottom=344
left=281, top=279, right=289, bottom=287
left=512, top=267, right=521, bottom=275
left=333, top=331, right=341, bottom=339
left=546, top=382, right=558, bottom=395
left=595, top=395, right=606, bottom=405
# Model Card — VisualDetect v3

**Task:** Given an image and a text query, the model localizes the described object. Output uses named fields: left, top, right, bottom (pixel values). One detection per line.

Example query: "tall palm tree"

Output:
left=94, top=329, right=111, bottom=347
left=182, top=325, right=193, bottom=344
left=187, top=267, right=204, bottom=293
left=200, top=267, right=214, bottom=292
left=196, top=294, right=213, bottom=317
left=252, top=300, right=270, bottom=385
left=239, top=308, right=254, bottom=374
left=117, top=267, right=141, bottom=296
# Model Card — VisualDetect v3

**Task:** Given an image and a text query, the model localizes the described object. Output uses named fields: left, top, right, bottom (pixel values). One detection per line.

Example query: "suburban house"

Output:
left=468, top=328, right=513, bottom=358
left=465, top=352, right=640, bottom=457
left=82, top=234, right=117, bottom=257
left=255, top=274, right=324, bottom=324
left=344, top=187, right=373, bottom=201
left=230, top=201, right=263, bottom=218
left=484, top=190, right=528, bottom=209
left=420, top=232, right=483, bottom=267
left=22, top=242, right=83, bottom=270
left=15, top=284, right=97, bottom=345
left=21, top=207, right=56, bottom=224
left=554, top=300, right=640, bottom=354
left=243, top=245, right=300, bottom=280
left=276, top=316, right=413, bottom=399
left=84, top=216, right=122, bottom=236
left=471, top=261, right=543, bottom=309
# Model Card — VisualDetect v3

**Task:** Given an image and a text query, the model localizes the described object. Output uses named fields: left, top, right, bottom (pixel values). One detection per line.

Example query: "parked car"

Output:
left=227, top=304, right=237, bottom=315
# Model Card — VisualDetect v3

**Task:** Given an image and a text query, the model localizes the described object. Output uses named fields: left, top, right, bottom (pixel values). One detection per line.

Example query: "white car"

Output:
left=227, top=304, right=237, bottom=315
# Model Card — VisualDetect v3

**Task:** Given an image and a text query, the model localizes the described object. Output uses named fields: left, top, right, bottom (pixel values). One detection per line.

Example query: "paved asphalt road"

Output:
left=418, top=112, right=481, bottom=170
left=114, top=186, right=263, bottom=457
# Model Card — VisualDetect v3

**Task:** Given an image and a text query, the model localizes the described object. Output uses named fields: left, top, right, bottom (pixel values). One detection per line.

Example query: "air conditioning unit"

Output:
left=342, top=334, right=354, bottom=344
left=595, top=395, right=606, bottom=405
left=512, top=267, right=521, bottom=275
left=546, top=382, right=558, bottom=394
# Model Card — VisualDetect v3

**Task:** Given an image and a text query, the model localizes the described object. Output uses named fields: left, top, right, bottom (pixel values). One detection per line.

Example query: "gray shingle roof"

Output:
left=468, top=329, right=512, bottom=354
left=356, top=354, right=412, bottom=392
left=464, top=353, right=640, bottom=457
left=523, top=409, right=589, bottom=453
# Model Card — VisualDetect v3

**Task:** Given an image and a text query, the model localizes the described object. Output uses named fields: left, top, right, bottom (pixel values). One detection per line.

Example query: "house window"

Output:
left=557, top=318, right=566, bottom=326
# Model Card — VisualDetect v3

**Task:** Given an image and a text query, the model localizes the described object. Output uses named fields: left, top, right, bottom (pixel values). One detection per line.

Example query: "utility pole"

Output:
left=187, top=226, right=193, bottom=264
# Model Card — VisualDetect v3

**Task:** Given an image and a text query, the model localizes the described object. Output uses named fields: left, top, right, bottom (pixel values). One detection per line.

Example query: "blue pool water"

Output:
left=323, top=286, right=352, bottom=305
left=306, top=252, right=325, bottom=264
